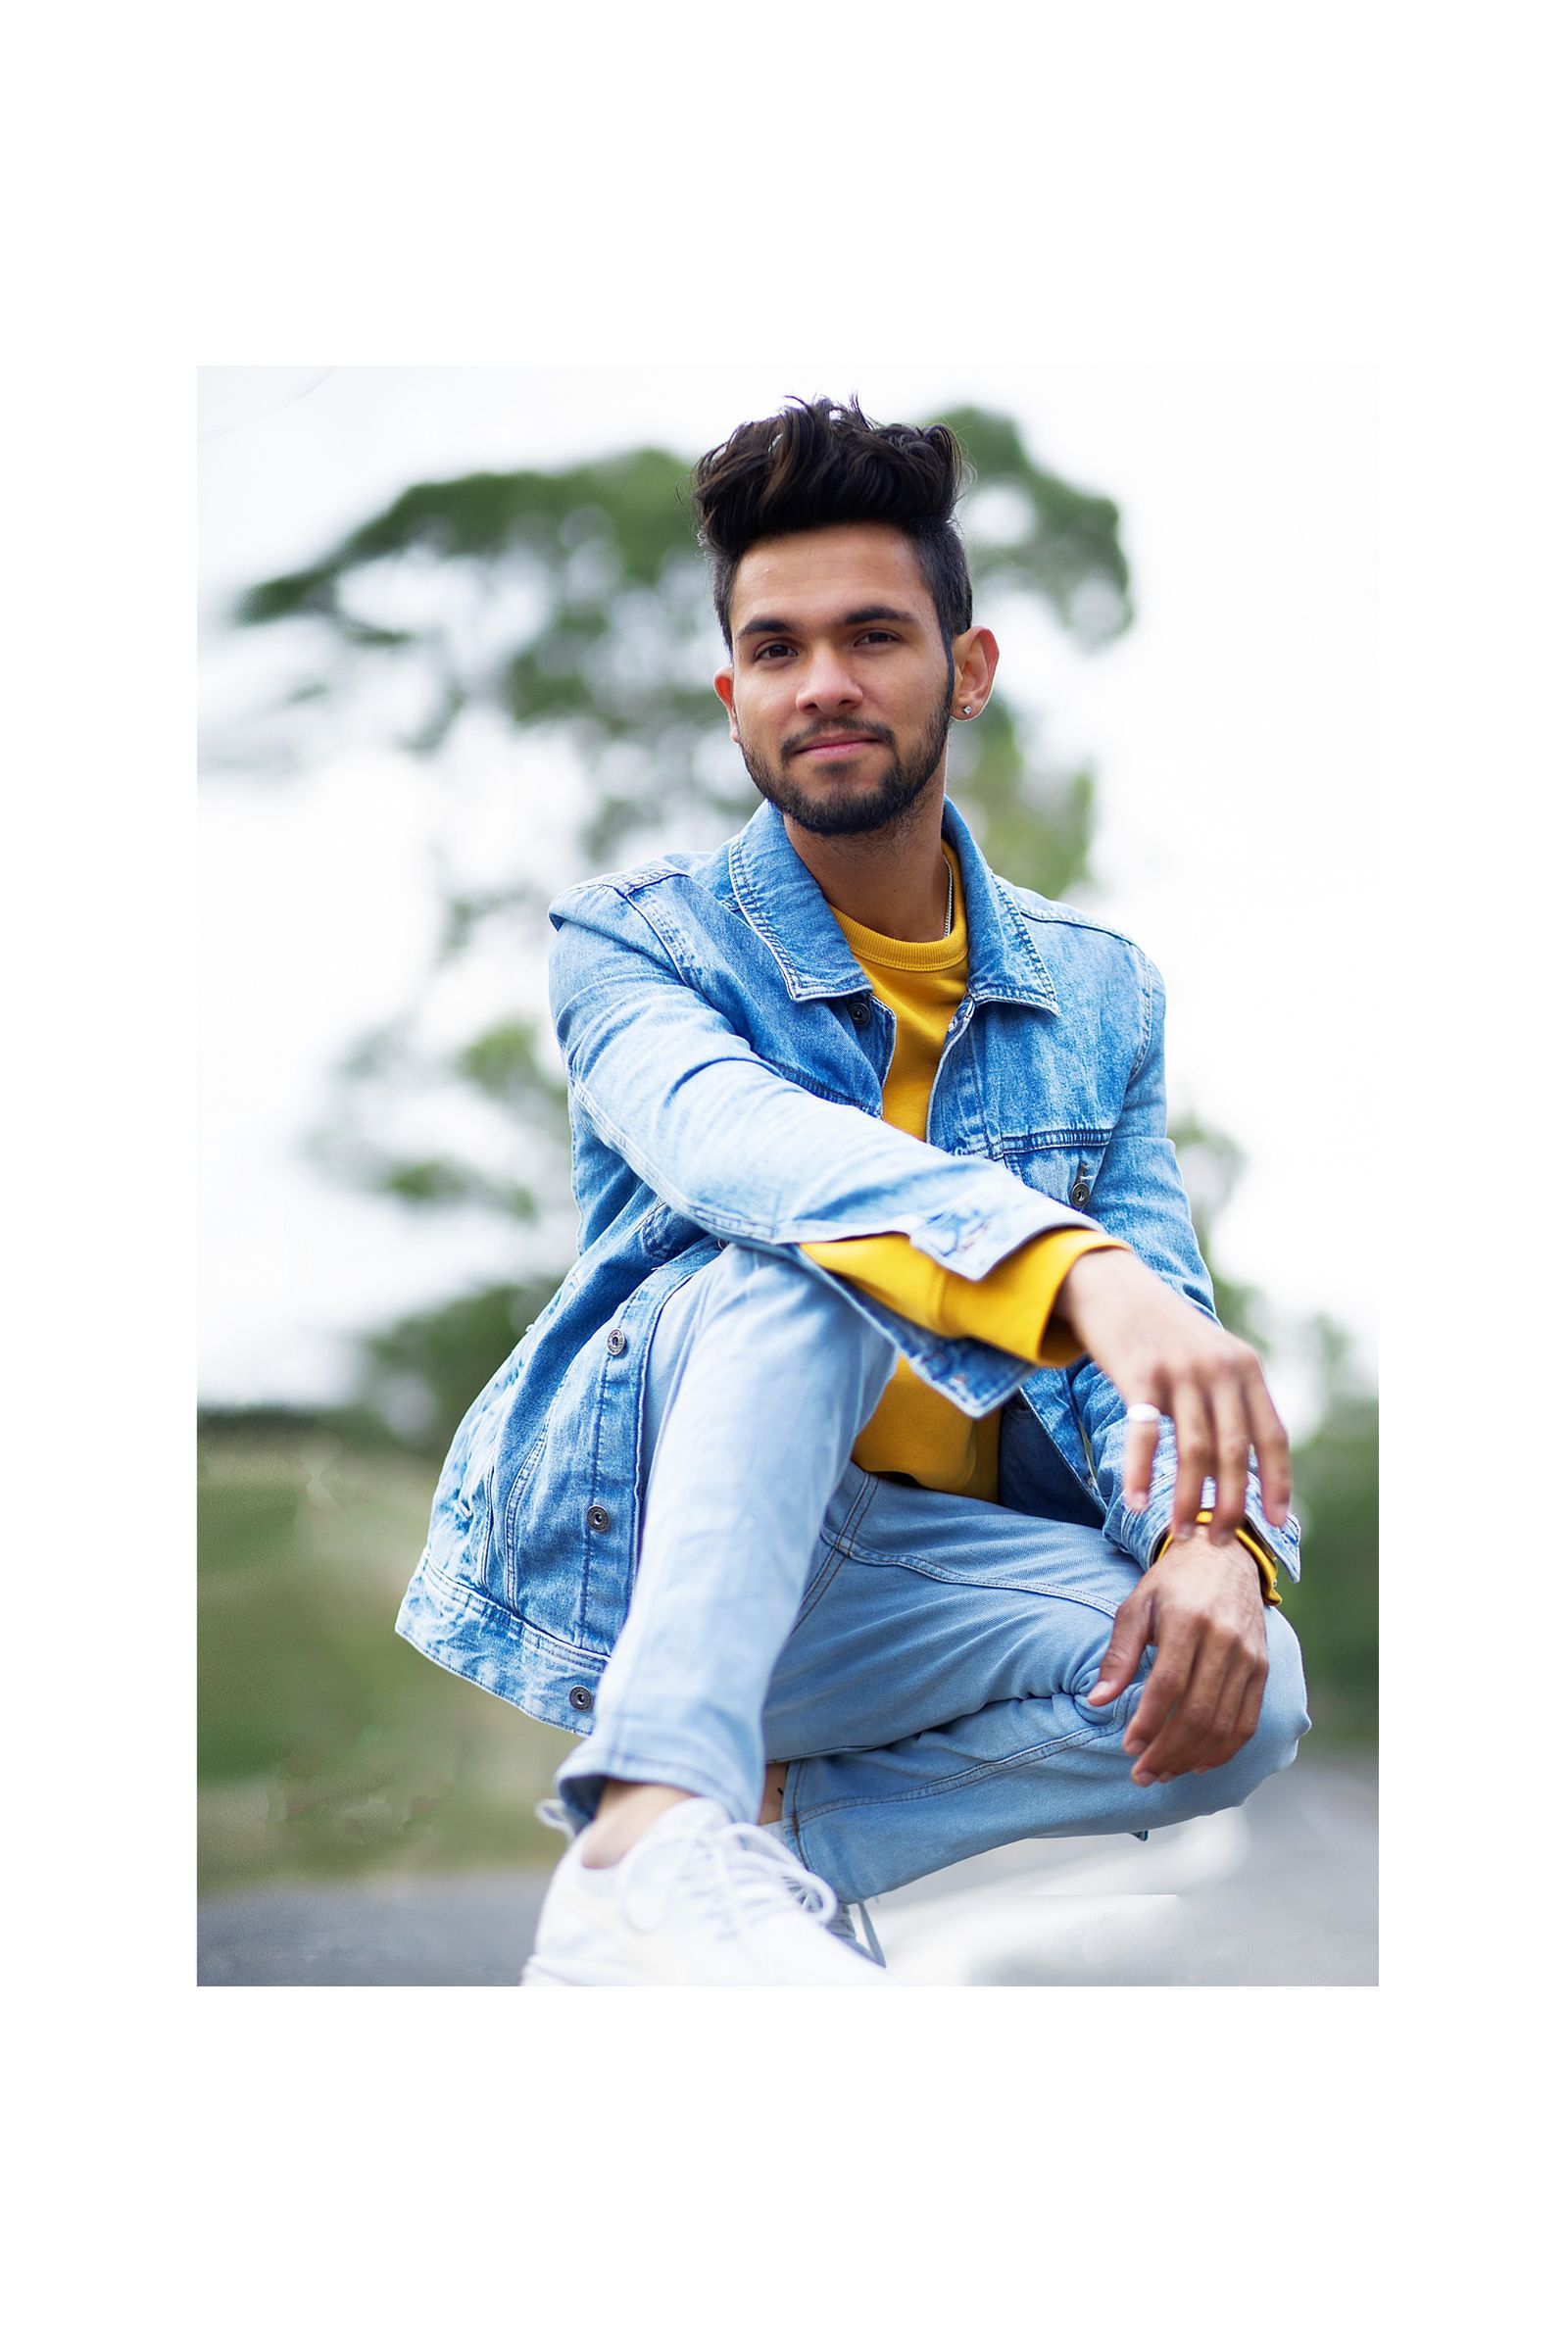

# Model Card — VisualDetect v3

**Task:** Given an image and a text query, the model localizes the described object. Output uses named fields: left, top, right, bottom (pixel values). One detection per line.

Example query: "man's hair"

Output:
left=690, top=394, right=974, bottom=654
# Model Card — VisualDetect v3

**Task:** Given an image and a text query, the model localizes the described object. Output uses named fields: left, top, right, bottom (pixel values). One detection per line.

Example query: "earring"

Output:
left=961, top=705, right=973, bottom=716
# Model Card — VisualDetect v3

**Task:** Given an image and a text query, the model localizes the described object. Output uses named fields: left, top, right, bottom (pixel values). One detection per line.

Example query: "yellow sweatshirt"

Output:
left=800, top=839, right=1281, bottom=1603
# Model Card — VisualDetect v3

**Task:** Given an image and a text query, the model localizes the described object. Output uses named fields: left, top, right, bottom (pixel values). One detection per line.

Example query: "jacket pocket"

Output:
left=993, top=1131, right=1111, bottom=1216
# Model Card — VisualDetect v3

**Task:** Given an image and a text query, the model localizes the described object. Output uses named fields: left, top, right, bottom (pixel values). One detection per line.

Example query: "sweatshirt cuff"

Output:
left=803, top=1225, right=1129, bottom=1365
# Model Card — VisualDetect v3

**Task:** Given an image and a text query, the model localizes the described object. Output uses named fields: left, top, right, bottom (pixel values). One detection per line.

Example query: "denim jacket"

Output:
left=396, top=794, right=1302, bottom=1736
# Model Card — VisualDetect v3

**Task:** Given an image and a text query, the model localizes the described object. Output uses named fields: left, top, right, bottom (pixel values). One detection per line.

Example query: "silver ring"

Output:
left=1125, top=1402, right=1162, bottom=1425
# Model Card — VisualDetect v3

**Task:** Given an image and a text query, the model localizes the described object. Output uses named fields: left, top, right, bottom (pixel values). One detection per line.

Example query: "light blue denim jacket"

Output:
left=397, top=794, right=1301, bottom=1736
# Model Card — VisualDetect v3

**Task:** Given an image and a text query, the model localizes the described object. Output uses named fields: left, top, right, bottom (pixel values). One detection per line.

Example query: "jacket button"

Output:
left=586, top=1503, right=612, bottom=1533
left=606, top=1327, right=627, bottom=1355
left=849, top=1003, right=866, bottom=1025
left=1070, top=1178, right=1091, bottom=1208
left=567, top=1686, right=594, bottom=1712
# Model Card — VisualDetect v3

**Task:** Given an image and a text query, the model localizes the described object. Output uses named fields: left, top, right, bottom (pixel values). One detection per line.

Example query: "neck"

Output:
left=782, top=791, right=952, bottom=941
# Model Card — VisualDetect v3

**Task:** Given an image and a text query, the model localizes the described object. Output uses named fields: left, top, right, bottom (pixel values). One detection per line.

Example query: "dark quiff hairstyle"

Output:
left=689, top=394, right=974, bottom=655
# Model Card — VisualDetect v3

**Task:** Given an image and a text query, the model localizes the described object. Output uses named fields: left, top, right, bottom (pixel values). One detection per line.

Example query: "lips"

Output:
left=797, top=735, right=879, bottom=756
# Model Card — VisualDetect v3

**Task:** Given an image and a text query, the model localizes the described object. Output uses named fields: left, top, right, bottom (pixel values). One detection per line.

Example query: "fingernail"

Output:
left=1176, top=1521, right=1194, bottom=1542
left=1087, top=1682, right=1112, bottom=1705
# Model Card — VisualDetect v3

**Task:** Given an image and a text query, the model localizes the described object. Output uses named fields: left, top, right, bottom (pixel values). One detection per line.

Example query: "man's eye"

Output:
left=755, top=642, right=790, bottom=661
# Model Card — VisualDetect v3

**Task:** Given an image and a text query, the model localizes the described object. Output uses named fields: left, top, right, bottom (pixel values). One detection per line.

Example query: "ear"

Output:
left=713, top=665, right=740, bottom=742
left=950, top=624, right=1000, bottom=719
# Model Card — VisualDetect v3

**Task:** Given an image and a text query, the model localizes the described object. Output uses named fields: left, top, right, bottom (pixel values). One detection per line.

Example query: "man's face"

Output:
left=713, top=521, right=956, bottom=838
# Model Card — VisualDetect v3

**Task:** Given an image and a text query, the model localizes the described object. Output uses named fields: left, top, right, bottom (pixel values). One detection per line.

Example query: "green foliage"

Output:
left=1283, top=1389, right=1379, bottom=1744
left=1167, top=1110, right=1267, bottom=1348
left=355, top=1277, right=563, bottom=1455
left=457, top=1017, right=559, bottom=1101
left=938, top=405, right=1132, bottom=646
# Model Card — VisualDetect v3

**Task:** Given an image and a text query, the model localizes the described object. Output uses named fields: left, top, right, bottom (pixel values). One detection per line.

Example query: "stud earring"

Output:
left=961, top=704, right=972, bottom=716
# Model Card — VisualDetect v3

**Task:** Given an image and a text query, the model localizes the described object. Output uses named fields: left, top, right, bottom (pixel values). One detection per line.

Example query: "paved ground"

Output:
left=198, top=1752, right=1376, bottom=1987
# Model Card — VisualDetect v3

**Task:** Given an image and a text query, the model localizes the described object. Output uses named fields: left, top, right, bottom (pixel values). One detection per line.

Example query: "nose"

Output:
left=795, top=646, right=863, bottom=715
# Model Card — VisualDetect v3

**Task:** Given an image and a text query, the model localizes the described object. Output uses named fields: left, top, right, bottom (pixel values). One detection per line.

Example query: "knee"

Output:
left=729, top=1242, right=900, bottom=1378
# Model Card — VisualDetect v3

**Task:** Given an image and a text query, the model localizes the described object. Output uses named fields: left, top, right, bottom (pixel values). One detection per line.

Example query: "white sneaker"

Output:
left=758, top=1820, right=888, bottom=1969
left=521, top=1797, right=892, bottom=1985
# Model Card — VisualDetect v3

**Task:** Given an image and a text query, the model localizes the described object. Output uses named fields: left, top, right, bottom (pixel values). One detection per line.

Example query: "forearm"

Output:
left=551, top=881, right=1099, bottom=1280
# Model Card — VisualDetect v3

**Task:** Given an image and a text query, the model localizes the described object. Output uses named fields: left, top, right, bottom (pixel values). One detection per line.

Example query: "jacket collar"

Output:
left=727, top=794, right=1059, bottom=1014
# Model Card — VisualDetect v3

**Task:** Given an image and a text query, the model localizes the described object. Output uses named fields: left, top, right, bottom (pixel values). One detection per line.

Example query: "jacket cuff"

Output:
left=1106, top=1466, right=1301, bottom=1587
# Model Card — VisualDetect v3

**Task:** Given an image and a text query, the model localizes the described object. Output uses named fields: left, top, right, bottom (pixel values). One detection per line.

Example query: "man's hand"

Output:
left=1055, top=1247, right=1292, bottom=1541
left=1086, top=1531, right=1270, bottom=1784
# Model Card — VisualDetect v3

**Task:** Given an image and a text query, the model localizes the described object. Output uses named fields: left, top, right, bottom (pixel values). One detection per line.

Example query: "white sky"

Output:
left=200, top=364, right=1377, bottom=1427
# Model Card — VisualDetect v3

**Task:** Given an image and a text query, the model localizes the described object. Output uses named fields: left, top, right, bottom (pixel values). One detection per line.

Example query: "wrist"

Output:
left=1152, top=1511, right=1281, bottom=1607
left=1052, top=1236, right=1135, bottom=1346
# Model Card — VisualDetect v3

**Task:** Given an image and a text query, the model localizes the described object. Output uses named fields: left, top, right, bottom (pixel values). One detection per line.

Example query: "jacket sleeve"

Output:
left=547, top=879, right=1099, bottom=1283
left=1067, top=948, right=1303, bottom=1587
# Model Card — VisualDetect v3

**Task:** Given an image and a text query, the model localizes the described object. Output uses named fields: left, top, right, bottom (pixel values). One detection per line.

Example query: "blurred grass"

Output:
left=198, top=1419, right=573, bottom=1892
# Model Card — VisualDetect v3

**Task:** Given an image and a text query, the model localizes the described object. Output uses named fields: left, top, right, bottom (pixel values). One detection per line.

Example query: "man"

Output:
left=396, top=395, right=1309, bottom=1986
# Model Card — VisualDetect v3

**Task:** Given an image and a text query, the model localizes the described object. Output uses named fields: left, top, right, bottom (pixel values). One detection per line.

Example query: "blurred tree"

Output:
left=1168, top=1110, right=1266, bottom=1349
left=354, top=1273, right=563, bottom=1456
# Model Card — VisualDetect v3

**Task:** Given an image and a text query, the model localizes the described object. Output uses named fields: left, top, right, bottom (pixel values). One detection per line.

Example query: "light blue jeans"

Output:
left=556, top=1242, right=1310, bottom=1904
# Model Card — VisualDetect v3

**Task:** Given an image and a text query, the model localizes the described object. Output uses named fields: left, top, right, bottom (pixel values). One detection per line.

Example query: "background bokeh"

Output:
left=198, top=367, right=1377, bottom=1896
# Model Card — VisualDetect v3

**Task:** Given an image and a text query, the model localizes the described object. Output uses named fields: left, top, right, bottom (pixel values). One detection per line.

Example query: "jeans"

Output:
left=555, top=1242, right=1311, bottom=1905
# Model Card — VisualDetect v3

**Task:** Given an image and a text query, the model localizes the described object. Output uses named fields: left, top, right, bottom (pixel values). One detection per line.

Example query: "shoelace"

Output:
left=618, top=1816, right=843, bottom=1954
left=850, top=1902, right=886, bottom=1968
left=535, top=1795, right=883, bottom=1965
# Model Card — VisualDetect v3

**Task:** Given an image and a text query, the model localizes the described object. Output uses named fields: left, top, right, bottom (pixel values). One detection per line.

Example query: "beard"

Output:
left=735, top=666, right=955, bottom=840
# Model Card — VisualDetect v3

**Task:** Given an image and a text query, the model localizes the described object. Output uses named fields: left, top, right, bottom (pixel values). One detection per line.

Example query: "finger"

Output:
left=1120, top=1399, right=1164, bottom=1515
left=1123, top=1638, right=1194, bottom=1758
left=1132, top=1634, right=1230, bottom=1783
left=1206, top=1373, right=1252, bottom=1544
left=1167, top=1378, right=1215, bottom=1540
left=1198, top=1656, right=1269, bottom=1775
left=1086, top=1589, right=1153, bottom=1706
left=1231, top=1661, right=1267, bottom=1752
left=1187, top=1654, right=1252, bottom=1772
left=1242, top=1359, right=1294, bottom=1529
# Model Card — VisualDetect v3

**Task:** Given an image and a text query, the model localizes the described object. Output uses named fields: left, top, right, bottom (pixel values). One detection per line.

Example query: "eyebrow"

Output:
left=736, top=604, right=923, bottom=641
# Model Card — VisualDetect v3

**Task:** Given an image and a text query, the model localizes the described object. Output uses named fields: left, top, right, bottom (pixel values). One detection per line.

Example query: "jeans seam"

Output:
left=792, top=1710, right=1128, bottom=1832
left=788, top=1470, right=879, bottom=1634
left=837, top=1535, right=1125, bottom=1619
